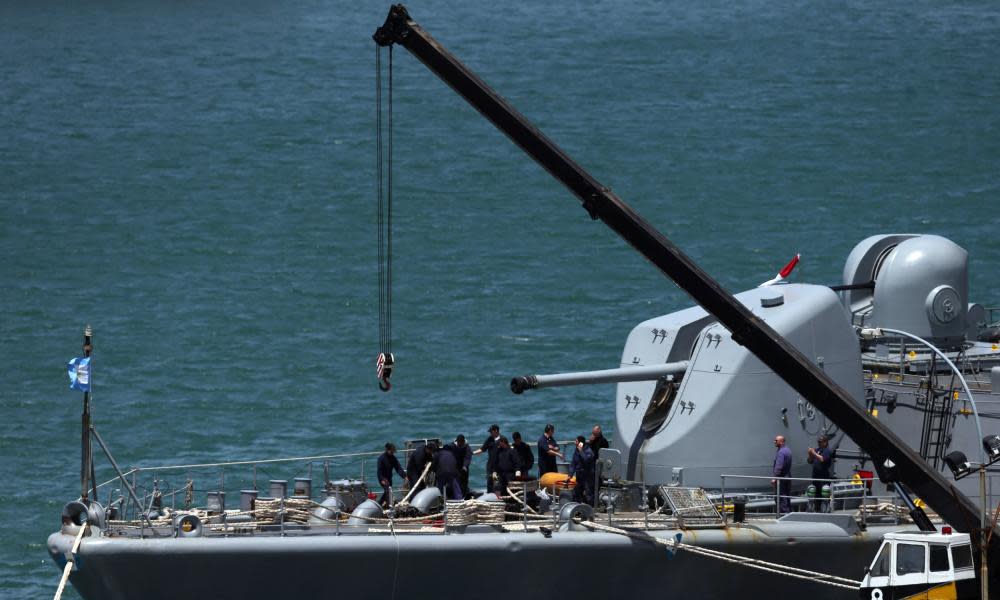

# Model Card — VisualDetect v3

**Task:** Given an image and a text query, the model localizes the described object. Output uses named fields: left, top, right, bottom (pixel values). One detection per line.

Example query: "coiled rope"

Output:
left=578, top=520, right=860, bottom=590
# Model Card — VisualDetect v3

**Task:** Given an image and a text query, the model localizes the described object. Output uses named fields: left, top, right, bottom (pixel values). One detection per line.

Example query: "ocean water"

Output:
left=2, top=0, right=998, bottom=596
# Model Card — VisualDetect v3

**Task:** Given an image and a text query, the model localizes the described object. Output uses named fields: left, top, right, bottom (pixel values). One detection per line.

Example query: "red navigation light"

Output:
left=942, top=526, right=952, bottom=535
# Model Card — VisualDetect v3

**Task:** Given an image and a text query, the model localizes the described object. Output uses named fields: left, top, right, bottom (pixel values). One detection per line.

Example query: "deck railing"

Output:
left=88, top=439, right=589, bottom=522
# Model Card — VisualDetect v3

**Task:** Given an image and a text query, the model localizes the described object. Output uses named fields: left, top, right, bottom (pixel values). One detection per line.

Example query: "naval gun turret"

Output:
left=513, top=284, right=865, bottom=489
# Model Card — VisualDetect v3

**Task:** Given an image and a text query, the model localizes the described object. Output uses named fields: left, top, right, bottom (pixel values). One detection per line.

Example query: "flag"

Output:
left=759, top=254, right=801, bottom=287
left=68, top=356, right=91, bottom=392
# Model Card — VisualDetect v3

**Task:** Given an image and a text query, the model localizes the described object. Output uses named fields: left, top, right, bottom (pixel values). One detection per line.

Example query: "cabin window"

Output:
left=871, top=543, right=891, bottom=577
left=929, top=545, right=950, bottom=572
left=896, top=543, right=926, bottom=575
left=952, top=544, right=974, bottom=570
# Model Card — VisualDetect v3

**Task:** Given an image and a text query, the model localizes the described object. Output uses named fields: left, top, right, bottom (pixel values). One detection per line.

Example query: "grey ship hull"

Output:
left=49, top=520, right=898, bottom=599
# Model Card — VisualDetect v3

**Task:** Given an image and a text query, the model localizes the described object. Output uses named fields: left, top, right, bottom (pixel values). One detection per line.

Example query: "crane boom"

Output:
left=372, top=4, right=992, bottom=543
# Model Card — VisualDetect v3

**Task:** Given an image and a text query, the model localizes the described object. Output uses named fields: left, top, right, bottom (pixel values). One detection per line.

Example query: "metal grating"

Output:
left=659, top=486, right=725, bottom=528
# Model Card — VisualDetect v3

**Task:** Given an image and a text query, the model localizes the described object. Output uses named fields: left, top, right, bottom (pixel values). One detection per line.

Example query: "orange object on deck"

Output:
left=539, top=472, right=575, bottom=492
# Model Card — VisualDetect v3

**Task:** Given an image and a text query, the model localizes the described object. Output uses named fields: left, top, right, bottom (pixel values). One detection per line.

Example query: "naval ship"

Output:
left=47, top=6, right=1000, bottom=599
left=47, top=231, right=999, bottom=600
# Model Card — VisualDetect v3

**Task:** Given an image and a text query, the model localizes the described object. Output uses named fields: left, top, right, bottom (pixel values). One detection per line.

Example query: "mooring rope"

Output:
left=578, top=520, right=860, bottom=590
left=397, top=462, right=432, bottom=507
left=505, top=486, right=539, bottom=514
left=53, top=523, right=88, bottom=600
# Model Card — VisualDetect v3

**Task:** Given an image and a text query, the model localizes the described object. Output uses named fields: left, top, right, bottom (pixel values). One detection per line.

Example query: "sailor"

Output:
left=537, top=424, right=564, bottom=476
left=807, top=434, right=835, bottom=512
left=433, top=440, right=463, bottom=500
left=771, top=435, right=792, bottom=514
left=492, top=436, right=521, bottom=495
left=567, top=435, right=596, bottom=505
left=377, top=443, right=408, bottom=508
left=473, top=424, right=501, bottom=493
left=589, top=425, right=609, bottom=458
left=588, top=425, right=609, bottom=499
left=406, top=441, right=437, bottom=495
left=445, top=434, right=472, bottom=497
left=511, top=432, right=534, bottom=478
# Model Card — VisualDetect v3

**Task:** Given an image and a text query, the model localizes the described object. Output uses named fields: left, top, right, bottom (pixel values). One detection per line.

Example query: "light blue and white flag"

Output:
left=68, top=356, right=91, bottom=392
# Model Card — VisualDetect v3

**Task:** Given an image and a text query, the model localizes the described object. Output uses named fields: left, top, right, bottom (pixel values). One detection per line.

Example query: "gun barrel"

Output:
left=510, top=361, right=689, bottom=394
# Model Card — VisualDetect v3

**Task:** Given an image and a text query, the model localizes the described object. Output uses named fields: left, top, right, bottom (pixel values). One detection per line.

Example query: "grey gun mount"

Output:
left=510, top=361, right=689, bottom=394
left=842, top=234, right=970, bottom=349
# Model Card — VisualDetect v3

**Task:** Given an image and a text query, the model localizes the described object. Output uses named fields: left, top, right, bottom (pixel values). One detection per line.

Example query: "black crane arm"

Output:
left=372, top=4, right=988, bottom=539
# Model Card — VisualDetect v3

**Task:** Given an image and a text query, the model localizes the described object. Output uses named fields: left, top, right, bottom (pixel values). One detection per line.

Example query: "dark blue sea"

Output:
left=2, top=0, right=998, bottom=596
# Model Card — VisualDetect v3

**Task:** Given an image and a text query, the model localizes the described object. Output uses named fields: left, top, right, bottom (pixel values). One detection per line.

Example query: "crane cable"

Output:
left=375, top=44, right=395, bottom=392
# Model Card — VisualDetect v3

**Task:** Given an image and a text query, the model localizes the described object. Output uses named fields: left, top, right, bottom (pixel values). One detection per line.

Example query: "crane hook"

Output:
left=377, top=352, right=394, bottom=392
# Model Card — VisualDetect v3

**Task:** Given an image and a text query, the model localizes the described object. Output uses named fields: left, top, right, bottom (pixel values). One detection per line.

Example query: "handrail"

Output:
left=119, top=438, right=587, bottom=474
left=720, top=474, right=868, bottom=484
left=127, top=450, right=386, bottom=473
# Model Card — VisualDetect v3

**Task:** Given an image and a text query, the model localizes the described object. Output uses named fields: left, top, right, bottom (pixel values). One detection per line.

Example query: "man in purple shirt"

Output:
left=771, top=435, right=792, bottom=514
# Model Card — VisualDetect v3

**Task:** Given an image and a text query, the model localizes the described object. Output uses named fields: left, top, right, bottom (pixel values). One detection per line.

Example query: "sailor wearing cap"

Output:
left=473, top=424, right=501, bottom=493
left=807, top=434, right=835, bottom=513
left=537, top=424, right=563, bottom=476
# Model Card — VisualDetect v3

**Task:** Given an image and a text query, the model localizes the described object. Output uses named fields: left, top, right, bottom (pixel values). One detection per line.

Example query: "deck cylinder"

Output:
left=293, top=478, right=312, bottom=498
left=411, top=487, right=442, bottom=515
left=347, top=499, right=384, bottom=526
left=206, top=491, right=225, bottom=514
left=240, top=490, right=257, bottom=512
left=269, top=480, right=288, bottom=499
left=309, top=496, right=345, bottom=524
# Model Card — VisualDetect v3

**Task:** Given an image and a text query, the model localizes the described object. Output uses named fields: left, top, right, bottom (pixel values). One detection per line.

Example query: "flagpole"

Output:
left=80, top=325, right=93, bottom=502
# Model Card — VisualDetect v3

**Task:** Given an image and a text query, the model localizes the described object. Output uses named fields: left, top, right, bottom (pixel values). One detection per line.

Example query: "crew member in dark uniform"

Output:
left=492, top=436, right=521, bottom=495
left=807, top=434, right=835, bottom=512
left=511, top=432, right=534, bottom=478
left=406, top=442, right=437, bottom=495
left=537, top=424, right=563, bottom=476
left=589, top=425, right=609, bottom=458
left=445, top=434, right=472, bottom=498
left=473, top=424, right=501, bottom=493
left=434, top=441, right=463, bottom=500
left=568, top=435, right=596, bottom=505
left=588, top=425, right=609, bottom=500
left=377, top=443, right=407, bottom=508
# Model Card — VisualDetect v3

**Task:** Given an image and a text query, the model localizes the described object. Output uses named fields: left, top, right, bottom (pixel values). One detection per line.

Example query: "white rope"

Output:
left=254, top=498, right=313, bottom=524
left=344, top=512, right=444, bottom=524
left=579, top=520, right=860, bottom=590
left=53, top=524, right=88, bottom=600
left=397, top=462, right=432, bottom=507
left=502, top=511, right=551, bottom=520
left=441, top=500, right=506, bottom=526
left=505, top=486, right=538, bottom=514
